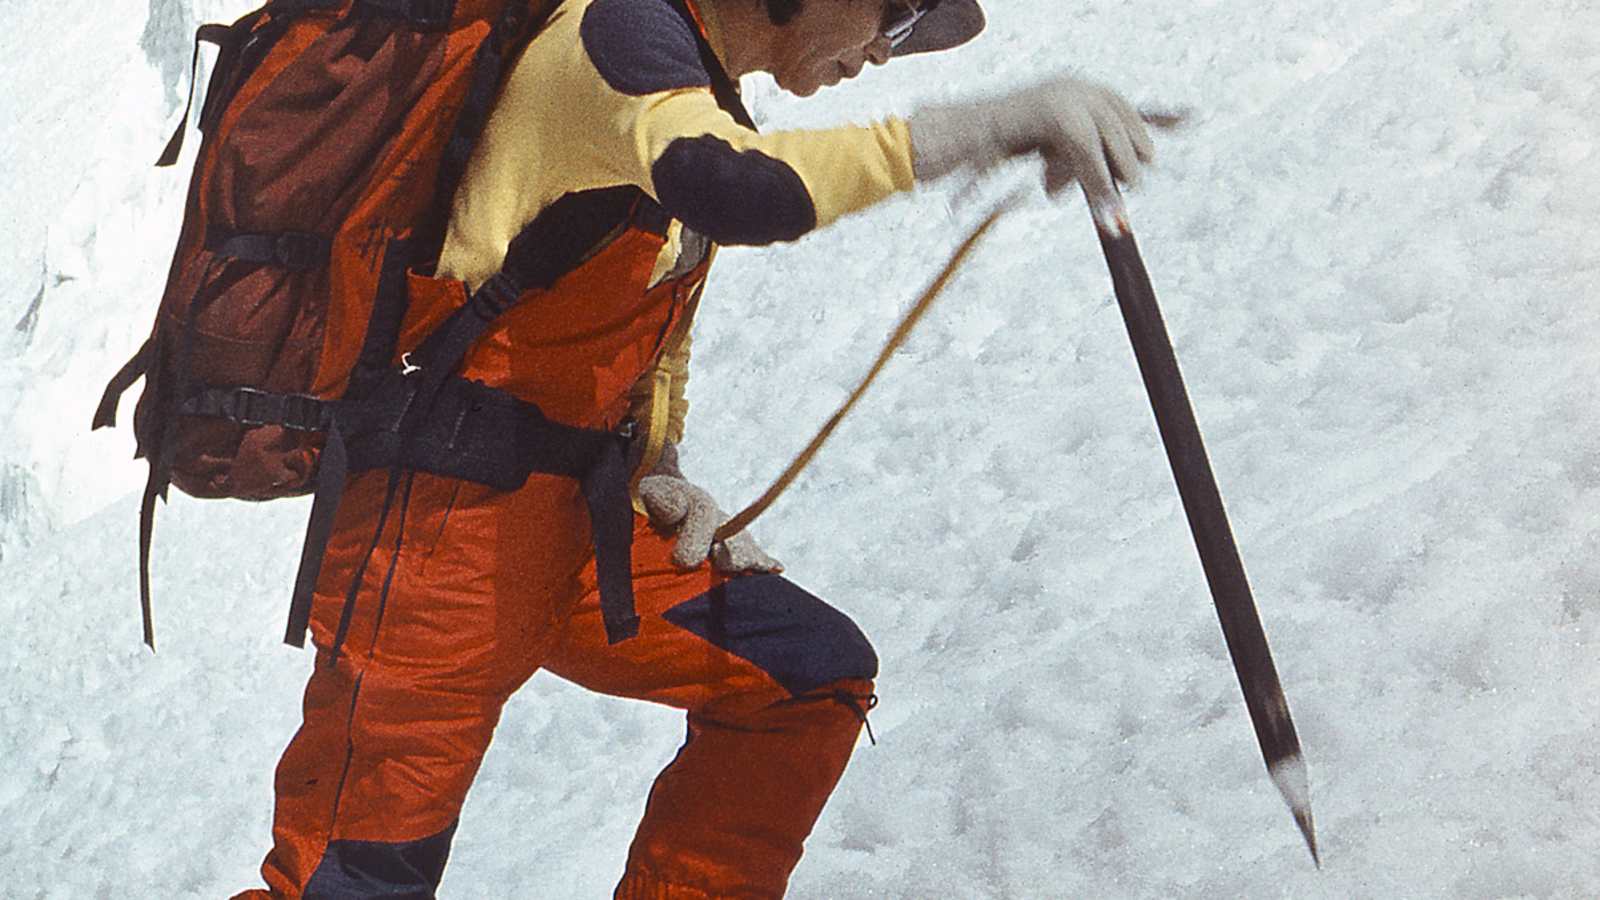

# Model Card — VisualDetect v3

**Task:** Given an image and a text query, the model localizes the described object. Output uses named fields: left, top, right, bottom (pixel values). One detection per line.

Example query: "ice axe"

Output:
left=1085, top=185, right=1320, bottom=867
left=711, top=116, right=1318, bottom=863
left=714, top=109, right=1190, bottom=541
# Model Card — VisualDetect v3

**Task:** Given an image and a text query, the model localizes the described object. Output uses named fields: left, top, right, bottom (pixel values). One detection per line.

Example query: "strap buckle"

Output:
left=280, top=393, right=331, bottom=432
left=228, top=386, right=275, bottom=426
left=470, top=272, right=522, bottom=320
left=228, top=387, right=328, bottom=431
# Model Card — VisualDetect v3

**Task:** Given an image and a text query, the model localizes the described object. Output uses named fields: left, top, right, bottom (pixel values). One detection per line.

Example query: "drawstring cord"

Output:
left=832, top=691, right=879, bottom=746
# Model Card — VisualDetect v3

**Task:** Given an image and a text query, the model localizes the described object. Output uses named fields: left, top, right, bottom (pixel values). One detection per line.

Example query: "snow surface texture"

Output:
left=2, top=0, right=1597, bottom=896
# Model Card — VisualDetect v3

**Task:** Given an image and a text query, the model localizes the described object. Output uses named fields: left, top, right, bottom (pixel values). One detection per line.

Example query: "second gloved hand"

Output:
left=637, top=443, right=783, bottom=574
left=910, top=73, right=1156, bottom=200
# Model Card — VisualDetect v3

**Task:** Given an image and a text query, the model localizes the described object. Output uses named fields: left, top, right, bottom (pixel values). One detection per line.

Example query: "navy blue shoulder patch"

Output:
left=581, top=0, right=712, bottom=96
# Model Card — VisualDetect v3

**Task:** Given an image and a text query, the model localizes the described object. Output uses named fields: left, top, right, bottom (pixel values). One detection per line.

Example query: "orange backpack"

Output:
left=93, top=0, right=638, bottom=651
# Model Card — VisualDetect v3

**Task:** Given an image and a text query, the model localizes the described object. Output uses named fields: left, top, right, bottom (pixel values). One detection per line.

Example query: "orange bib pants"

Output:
left=237, top=213, right=878, bottom=899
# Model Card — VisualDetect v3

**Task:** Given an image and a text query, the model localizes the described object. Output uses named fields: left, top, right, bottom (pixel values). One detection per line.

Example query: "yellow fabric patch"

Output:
left=434, top=0, right=915, bottom=485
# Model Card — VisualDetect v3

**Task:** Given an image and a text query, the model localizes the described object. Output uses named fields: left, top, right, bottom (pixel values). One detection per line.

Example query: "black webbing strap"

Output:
left=136, top=466, right=168, bottom=650
left=417, top=194, right=649, bottom=409
left=178, top=386, right=335, bottom=432
left=266, top=0, right=344, bottom=12
left=400, top=271, right=522, bottom=419
left=418, top=0, right=552, bottom=263
left=352, top=0, right=456, bottom=28
left=355, top=239, right=415, bottom=375
left=398, top=374, right=637, bottom=643
left=328, top=466, right=412, bottom=656
left=93, top=337, right=153, bottom=432
left=582, top=436, right=640, bottom=643
left=134, top=258, right=228, bottom=650
left=325, top=368, right=642, bottom=644
left=157, top=22, right=245, bottom=167
left=285, top=421, right=349, bottom=647
left=135, top=376, right=183, bottom=652
left=283, top=236, right=414, bottom=649
left=205, top=227, right=332, bottom=270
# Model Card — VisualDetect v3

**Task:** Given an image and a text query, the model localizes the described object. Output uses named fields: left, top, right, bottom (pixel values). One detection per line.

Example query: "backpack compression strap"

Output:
left=158, top=0, right=347, bottom=167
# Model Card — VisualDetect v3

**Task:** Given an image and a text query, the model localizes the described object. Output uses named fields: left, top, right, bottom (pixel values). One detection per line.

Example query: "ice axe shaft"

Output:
left=1086, top=189, right=1319, bottom=867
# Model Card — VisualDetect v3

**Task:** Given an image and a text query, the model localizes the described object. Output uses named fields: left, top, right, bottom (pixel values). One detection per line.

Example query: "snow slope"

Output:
left=2, top=0, right=1597, bottom=896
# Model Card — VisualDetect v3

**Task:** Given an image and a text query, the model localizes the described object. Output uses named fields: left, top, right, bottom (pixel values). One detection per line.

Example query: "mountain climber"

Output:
left=235, top=0, right=1154, bottom=896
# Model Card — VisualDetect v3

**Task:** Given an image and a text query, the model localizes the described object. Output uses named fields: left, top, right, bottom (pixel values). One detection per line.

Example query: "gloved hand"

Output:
left=637, top=443, right=783, bottom=574
left=910, top=74, right=1156, bottom=200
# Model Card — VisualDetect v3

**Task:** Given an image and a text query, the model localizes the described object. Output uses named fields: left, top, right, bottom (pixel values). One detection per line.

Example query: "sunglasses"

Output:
left=881, top=0, right=935, bottom=48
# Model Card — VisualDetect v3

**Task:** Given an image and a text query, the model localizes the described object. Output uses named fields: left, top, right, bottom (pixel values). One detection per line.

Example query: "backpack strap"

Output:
left=157, top=0, right=486, bottom=169
left=157, top=0, right=345, bottom=167
left=90, top=223, right=334, bottom=436
left=93, top=338, right=154, bottom=434
left=298, top=420, right=363, bottom=652
left=135, top=466, right=169, bottom=649
left=204, top=227, right=333, bottom=270
left=352, top=0, right=456, bottom=27
left=421, top=0, right=551, bottom=262
left=157, top=22, right=248, bottom=168
left=177, top=387, right=334, bottom=431
left=282, top=236, right=417, bottom=649
left=286, top=189, right=656, bottom=652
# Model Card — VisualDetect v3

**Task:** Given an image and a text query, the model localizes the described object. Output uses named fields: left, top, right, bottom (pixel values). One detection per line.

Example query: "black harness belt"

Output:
left=290, top=370, right=643, bottom=650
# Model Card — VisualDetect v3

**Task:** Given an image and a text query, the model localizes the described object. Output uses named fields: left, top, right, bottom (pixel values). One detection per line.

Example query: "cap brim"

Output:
left=890, top=0, right=985, bottom=57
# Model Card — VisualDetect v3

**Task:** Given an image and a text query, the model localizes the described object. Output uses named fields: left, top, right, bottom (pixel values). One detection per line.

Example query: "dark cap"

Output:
left=890, top=0, right=985, bottom=57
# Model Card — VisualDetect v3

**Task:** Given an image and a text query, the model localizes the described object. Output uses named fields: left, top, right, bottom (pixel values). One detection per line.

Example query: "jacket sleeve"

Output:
left=620, top=91, right=915, bottom=245
left=569, top=0, right=916, bottom=242
left=438, top=0, right=918, bottom=287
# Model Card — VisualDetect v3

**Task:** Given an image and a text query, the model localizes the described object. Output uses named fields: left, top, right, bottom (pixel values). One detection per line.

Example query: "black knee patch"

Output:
left=304, top=821, right=457, bottom=899
left=663, top=574, right=878, bottom=696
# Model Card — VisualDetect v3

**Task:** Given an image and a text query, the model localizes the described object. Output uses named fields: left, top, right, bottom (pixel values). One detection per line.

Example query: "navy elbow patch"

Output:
left=653, top=136, right=818, bottom=245
left=582, top=0, right=711, bottom=95
left=663, top=574, right=879, bottom=696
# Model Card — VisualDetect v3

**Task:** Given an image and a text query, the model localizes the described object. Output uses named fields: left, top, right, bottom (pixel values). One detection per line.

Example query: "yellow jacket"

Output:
left=435, top=0, right=916, bottom=482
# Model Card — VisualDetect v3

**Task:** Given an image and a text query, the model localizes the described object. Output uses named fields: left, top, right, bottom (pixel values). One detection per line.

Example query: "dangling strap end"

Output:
left=92, top=401, right=118, bottom=432
left=285, top=424, right=349, bottom=648
left=140, top=565, right=157, bottom=652
left=156, top=22, right=244, bottom=167
left=156, top=120, right=188, bottom=169
left=583, top=436, right=640, bottom=645
left=95, top=338, right=154, bottom=430
left=603, top=613, right=640, bottom=646
left=137, top=464, right=166, bottom=652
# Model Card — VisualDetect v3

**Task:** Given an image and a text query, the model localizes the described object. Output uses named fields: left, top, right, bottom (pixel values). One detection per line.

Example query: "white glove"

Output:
left=910, top=74, right=1156, bottom=200
left=637, top=444, right=783, bottom=574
